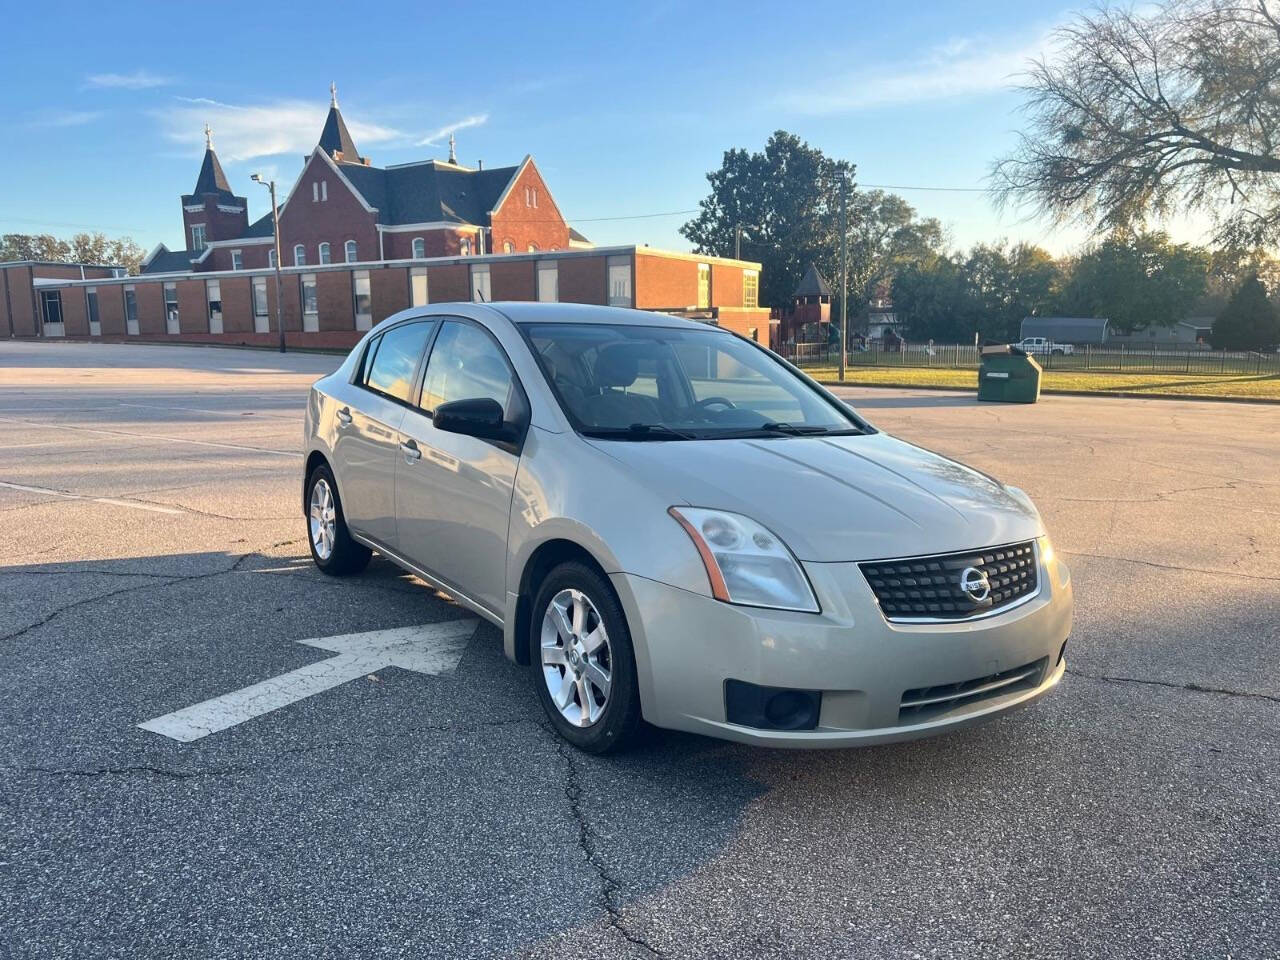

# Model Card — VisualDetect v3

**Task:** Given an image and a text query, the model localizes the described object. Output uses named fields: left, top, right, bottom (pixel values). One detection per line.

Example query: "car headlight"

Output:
left=668, top=507, right=819, bottom=613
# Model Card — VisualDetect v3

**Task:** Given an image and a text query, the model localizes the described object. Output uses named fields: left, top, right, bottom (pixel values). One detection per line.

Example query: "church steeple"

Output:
left=317, top=82, right=368, bottom=165
left=191, top=122, right=233, bottom=199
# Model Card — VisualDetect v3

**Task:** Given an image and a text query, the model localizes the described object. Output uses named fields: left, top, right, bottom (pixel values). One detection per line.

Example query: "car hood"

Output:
left=589, top=432, right=1041, bottom=562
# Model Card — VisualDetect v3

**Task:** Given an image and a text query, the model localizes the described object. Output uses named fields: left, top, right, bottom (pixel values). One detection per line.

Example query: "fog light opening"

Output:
left=724, top=679, right=821, bottom=731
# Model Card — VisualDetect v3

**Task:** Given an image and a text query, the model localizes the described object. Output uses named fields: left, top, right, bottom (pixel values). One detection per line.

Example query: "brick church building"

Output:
left=143, top=85, right=578, bottom=276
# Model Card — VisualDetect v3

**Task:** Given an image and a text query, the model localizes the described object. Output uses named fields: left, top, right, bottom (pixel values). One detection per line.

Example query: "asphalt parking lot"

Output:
left=1, top=339, right=1277, bottom=960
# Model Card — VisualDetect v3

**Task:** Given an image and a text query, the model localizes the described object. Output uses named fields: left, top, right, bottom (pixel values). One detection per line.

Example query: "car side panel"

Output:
left=327, top=378, right=405, bottom=545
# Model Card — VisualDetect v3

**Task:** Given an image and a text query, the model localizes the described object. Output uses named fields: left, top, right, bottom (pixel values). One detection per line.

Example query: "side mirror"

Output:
left=433, top=397, right=507, bottom=440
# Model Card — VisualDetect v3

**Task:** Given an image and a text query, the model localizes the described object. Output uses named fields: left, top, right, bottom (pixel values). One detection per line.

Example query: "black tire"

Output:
left=305, top=463, right=371, bottom=576
left=530, top=561, right=643, bottom=754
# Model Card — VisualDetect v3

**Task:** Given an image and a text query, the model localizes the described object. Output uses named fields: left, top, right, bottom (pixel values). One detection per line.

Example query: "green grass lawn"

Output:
left=805, top=365, right=1280, bottom=400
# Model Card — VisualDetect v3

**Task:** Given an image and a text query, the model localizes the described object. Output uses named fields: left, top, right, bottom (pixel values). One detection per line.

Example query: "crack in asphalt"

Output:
left=555, top=740, right=666, bottom=959
left=16, top=764, right=248, bottom=780
left=0, top=537, right=306, bottom=646
left=1060, top=549, right=1280, bottom=583
left=1066, top=668, right=1280, bottom=704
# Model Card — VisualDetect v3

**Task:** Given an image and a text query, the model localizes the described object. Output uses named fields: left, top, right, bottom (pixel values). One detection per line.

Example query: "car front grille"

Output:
left=859, top=540, right=1040, bottom=622
left=899, top=658, right=1047, bottom=723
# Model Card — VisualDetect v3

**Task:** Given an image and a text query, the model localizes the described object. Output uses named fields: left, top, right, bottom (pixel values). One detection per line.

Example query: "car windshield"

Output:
left=521, top=322, right=869, bottom=440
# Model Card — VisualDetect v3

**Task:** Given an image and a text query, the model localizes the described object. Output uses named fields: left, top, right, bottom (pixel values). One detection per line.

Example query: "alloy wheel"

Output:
left=540, top=588, right=613, bottom=727
left=309, top=478, right=337, bottom=560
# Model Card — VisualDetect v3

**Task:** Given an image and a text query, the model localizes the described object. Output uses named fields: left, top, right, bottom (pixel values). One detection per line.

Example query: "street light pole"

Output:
left=252, top=174, right=286, bottom=354
left=734, top=222, right=742, bottom=261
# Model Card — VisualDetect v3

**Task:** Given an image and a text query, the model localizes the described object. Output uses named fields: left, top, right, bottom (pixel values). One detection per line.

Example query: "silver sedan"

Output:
left=303, top=303, right=1072, bottom=753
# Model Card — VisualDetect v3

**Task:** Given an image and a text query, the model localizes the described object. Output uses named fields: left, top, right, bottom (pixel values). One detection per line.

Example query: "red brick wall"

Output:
left=278, top=155, right=379, bottom=268
left=316, top=271, right=354, bottom=331
left=489, top=160, right=570, bottom=253
left=3, top=267, right=35, bottom=335
left=61, top=286, right=88, bottom=336
left=713, top=308, right=772, bottom=340
left=558, top=256, right=607, bottom=304
left=427, top=264, right=470, bottom=303
left=635, top=255, right=699, bottom=310
left=279, top=273, right=302, bottom=332
left=711, top=264, right=745, bottom=308
left=490, top=260, right=536, bottom=301
left=220, top=276, right=254, bottom=333
left=98, top=284, right=125, bottom=336
left=182, top=197, right=250, bottom=251
left=372, top=268, right=409, bottom=320
left=135, top=282, right=166, bottom=336
left=382, top=228, right=478, bottom=260
left=176, top=279, right=208, bottom=334
left=205, top=243, right=273, bottom=272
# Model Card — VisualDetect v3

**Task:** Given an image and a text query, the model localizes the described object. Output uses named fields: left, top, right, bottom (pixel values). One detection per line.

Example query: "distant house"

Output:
left=1105, top=320, right=1212, bottom=347
left=865, top=299, right=903, bottom=341
left=1020, top=316, right=1110, bottom=345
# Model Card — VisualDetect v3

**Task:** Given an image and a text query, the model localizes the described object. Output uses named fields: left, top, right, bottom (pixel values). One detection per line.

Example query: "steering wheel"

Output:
left=693, top=396, right=737, bottom=410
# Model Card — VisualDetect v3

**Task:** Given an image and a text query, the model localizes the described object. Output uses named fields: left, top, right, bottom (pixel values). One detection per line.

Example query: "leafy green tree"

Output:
left=846, top=190, right=943, bottom=313
left=1211, top=274, right=1280, bottom=350
left=682, top=131, right=851, bottom=309
left=993, top=1, right=1280, bottom=246
left=1056, top=231, right=1209, bottom=333
left=891, top=255, right=975, bottom=342
left=0, top=231, right=145, bottom=275
left=1, top=233, right=71, bottom=262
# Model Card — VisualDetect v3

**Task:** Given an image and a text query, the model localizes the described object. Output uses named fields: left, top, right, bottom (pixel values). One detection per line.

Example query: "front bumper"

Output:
left=610, top=549, right=1072, bottom=748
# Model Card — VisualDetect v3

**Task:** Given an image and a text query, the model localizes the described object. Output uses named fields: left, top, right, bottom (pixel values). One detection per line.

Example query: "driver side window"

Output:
left=420, top=320, right=521, bottom=419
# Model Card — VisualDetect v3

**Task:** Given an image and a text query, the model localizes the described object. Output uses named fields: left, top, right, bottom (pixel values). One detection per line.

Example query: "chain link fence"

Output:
left=777, top=342, right=1280, bottom=376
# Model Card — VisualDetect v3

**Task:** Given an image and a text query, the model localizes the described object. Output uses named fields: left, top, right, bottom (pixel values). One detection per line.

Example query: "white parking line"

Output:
left=138, top=620, right=478, bottom=742
left=0, top=416, right=300, bottom=458
left=0, top=480, right=185, bottom=515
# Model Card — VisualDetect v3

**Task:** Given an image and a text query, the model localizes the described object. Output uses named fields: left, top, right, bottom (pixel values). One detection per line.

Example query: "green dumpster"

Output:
left=978, top=345, right=1042, bottom=403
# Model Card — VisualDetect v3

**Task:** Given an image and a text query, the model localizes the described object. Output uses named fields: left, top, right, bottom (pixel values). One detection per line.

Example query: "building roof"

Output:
left=793, top=263, right=832, bottom=298
left=1019, top=316, right=1111, bottom=344
left=141, top=246, right=197, bottom=274
left=243, top=212, right=276, bottom=237
left=340, top=159, right=521, bottom=227
left=568, top=227, right=591, bottom=244
left=319, top=103, right=365, bottom=164
left=184, top=146, right=239, bottom=205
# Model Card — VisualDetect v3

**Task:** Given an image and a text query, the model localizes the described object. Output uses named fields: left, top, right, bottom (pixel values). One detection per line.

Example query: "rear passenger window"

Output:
left=362, top=321, right=435, bottom=403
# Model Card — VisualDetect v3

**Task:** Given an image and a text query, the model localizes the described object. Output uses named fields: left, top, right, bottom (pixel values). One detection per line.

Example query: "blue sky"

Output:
left=0, top=0, right=1208, bottom=256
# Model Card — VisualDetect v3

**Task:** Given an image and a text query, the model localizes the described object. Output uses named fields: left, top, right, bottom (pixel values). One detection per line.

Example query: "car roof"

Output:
left=484, top=301, right=711, bottom=330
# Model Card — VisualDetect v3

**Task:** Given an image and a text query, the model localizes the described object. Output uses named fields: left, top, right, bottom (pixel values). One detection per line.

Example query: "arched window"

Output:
left=318, top=242, right=331, bottom=265
left=412, top=237, right=425, bottom=259
left=459, top=237, right=472, bottom=256
left=502, top=240, right=515, bottom=254
left=527, top=242, right=539, bottom=252
left=293, top=244, right=306, bottom=266
left=268, top=249, right=277, bottom=268
left=345, top=240, right=358, bottom=263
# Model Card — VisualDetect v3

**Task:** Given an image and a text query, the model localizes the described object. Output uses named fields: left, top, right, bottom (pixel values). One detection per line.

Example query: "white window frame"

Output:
left=742, top=268, right=759, bottom=309
left=470, top=263, right=491, bottom=303
left=321, top=180, right=328, bottom=202
left=191, top=223, right=207, bottom=252
left=697, top=262, right=711, bottom=309
left=205, top=280, right=222, bottom=334
left=536, top=260, right=558, bottom=303
left=123, top=285, right=140, bottom=336
left=353, top=270, right=372, bottom=330
left=294, top=244, right=306, bottom=266
left=301, top=274, right=319, bottom=332
left=410, top=267, right=429, bottom=307
left=412, top=237, right=426, bottom=259
left=40, top=289, right=65, bottom=337
left=459, top=237, right=472, bottom=257
left=318, top=242, right=331, bottom=265
left=230, top=249, right=243, bottom=271
left=526, top=186, right=537, bottom=208
left=268, top=249, right=277, bottom=268
left=252, top=277, right=270, bottom=334
left=164, top=282, right=179, bottom=334
left=345, top=240, right=358, bottom=264
left=312, top=182, right=319, bottom=202
left=86, top=287, right=101, bottom=336
left=502, top=240, right=515, bottom=254
left=607, top=255, right=632, bottom=308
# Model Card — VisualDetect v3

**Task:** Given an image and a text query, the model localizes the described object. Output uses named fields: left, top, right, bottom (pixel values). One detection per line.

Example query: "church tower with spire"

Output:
left=180, top=124, right=249, bottom=258
left=317, top=83, right=369, bottom=166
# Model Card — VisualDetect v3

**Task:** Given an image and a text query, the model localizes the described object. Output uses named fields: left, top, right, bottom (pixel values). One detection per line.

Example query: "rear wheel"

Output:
left=306, top=463, right=371, bottom=576
left=530, top=561, right=642, bottom=753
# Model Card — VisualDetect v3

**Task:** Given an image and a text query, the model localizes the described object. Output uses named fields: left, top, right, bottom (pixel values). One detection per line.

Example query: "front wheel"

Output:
left=530, top=562, right=642, bottom=753
left=306, top=463, right=371, bottom=576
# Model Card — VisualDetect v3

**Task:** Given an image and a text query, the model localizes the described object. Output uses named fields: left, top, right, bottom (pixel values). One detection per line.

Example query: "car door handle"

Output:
left=336, top=407, right=353, bottom=425
left=400, top=439, right=422, bottom=462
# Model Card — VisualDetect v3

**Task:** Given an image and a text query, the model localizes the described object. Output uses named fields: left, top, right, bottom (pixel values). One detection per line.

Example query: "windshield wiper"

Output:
left=759, top=421, right=835, bottom=435
left=582, top=423, right=698, bottom=441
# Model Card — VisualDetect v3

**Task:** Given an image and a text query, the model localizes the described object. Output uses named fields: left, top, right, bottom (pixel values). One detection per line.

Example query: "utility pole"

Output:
left=734, top=222, right=742, bottom=261
left=839, top=174, right=848, bottom=382
left=253, top=173, right=286, bottom=354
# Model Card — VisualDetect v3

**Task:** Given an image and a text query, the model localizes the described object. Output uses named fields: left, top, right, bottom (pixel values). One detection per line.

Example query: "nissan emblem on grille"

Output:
left=857, top=541, right=1041, bottom=622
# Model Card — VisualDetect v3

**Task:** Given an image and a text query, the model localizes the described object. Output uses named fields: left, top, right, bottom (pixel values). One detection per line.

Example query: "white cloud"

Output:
left=85, top=70, right=171, bottom=90
left=416, top=114, right=489, bottom=147
left=29, top=110, right=105, bottom=128
left=155, top=97, right=406, bottom=162
left=777, top=27, right=1058, bottom=114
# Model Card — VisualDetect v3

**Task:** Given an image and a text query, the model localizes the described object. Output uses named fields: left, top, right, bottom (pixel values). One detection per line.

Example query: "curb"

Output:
left=814, top=380, right=1280, bottom=406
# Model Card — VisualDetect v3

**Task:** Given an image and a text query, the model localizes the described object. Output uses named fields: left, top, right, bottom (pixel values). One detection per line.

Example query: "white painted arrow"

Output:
left=138, top=619, right=478, bottom=743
